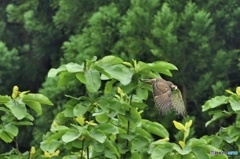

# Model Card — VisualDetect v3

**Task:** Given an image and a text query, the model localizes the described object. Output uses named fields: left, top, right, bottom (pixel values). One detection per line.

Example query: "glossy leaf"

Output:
left=97, top=100, right=110, bottom=113
left=96, top=123, right=119, bottom=135
left=131, top=152, right=142, bottom=159
left=0, top=130, right=14, bottom=143
left=22, top=93, right=53, bottom=106
left=84, top=69, right=101, bottom=93
left=135, top=128, right=152, bottom=140
left=40, top=140, right=62, bottom=153
left=131, top=136, right=148, bottom=151
left=13, top=121, right=33, bottom=126
left=151, top=143, right=173, bottom=159
left=62, top=130, right=81, bottom=143
left=96, top=113, right=109, bottom=123
left=65, top=62, right=84, bottom=73
left=142, top=120, right=169, bottom=138
left=192, top=148, right=209, bottom=159
left=96, top=55, right=123, bottom=65
left=3, top=123, right=18, bottom=136
left=104, top=139, right=120, bottom=157
left=58, top=71, right=76, bottom=86
left=173, top=144, right=191, bottom=155
left=5, top=99, right=27, bottom=120
left=99, top=64, right=133, bottom=85
left=202, top=96, right=229, bottom=111
left=205, top=110, right=227, bottom=127
left=104, top=80, right=115, bottom=94
left=75, top=72, right=86, bottom=84
left=229, top=96, right=240, bottom=111
left=63, top=106, right=74, bottom=117
left=48, top=65, right=66, bottom=77
left=73, top=104, right=88, bottom=116
left=0, top=96, right=10, bottom=104
left=90, top=129, right=106, bottom=143
left=24, top=100, right=42, bottom=115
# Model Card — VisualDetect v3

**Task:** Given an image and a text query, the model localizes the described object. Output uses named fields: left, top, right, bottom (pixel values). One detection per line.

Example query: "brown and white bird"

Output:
left=140, top=78, right=186, bottom=116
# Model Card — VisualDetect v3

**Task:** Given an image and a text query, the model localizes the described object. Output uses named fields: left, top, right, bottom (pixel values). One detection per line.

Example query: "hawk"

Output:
left=140, top=78, right=186, bottom=116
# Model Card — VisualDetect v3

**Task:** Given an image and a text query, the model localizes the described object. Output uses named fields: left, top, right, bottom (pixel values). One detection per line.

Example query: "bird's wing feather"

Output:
left=170, top=89, right=186, bottom=116
left=154, top=93, right=172, bottom=115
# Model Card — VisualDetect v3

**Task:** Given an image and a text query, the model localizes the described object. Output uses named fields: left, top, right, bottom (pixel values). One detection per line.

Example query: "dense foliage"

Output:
left=2, top=55, right=239, bottom=158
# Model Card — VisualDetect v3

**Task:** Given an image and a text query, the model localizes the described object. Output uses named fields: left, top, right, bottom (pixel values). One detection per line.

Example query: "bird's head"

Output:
left=170, top=84, right=178, bottom=90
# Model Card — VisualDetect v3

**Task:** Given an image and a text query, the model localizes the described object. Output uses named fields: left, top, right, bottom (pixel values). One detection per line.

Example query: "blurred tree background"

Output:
left=0, top=0, right=240, bottom=153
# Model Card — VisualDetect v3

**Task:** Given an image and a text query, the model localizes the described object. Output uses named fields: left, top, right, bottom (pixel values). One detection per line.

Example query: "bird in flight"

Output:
left=140, top=78, right=186, bottom=116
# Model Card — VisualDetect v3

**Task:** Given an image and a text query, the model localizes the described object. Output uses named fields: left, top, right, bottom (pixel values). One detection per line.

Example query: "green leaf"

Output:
left=0, top=107, right=11, bottom=113
left=96, top=113, right=109, bottom=123
left=151, top=143, right=173, bottom=159
left=84, top=69, right=101, bottom=93
left=173, top=144, right=191, bottom=155
left=62, top=130, right=81, bottom=143
left=5, top=99, right=27, bottom=120
left=131, top=152, right=142, bottom=159
left=90, top=129, right=107, bottom=143
left=142, top=120, right=169, bottom=138
left=25, top=113, right=34, bottom=121
left=137, top=61, right=177, bottom=76
left=0, top=130, right=14, bottom=143
left=151, top=147, right=171, bottom=159
left=155, top=69, right=173, bottom=77
left=40, top=140, right=62, bottom=153
left=136, top=87, right=148, bottom=100
left=105, top=149, right=117, bottom=159
left=92, top=141, right=105, bottom=152
left=99, top=64, right=133, bottom=85
left=196, top=145, right=228, bottom=159
left=22, top=93, right=53, bottom=106
left=96, top=55, right=123, bottom=65
left=3, top=123, right=18, bottom=136
left=46, top=129, right=68, bottom=142
left=236, top=115, right=240, bottom=128
left=58, top=71, right=76, bottom=86
left=97, top=100, right=110, bottom=113
left=135, top=127, right=152, bottom=139
left=151, top=61, right=178, bottom=70
left=130, top=108, right=141, bottom=122
left=95, top=65, right=112, bottom=80
left=63, top=106, right=74, bottom=117
left=48, top=65, right=66, bottom=77
left=104, top=139, right=120, bottom=157
left=205, top=110, right=228, bottom=127
left=73, top=104, right=88, bottom=116
left=96, top=123, right=119, bottom=135
left=76, top=72, right=86, bottom=84
left=51, top=125, right=69, bottom=132
left=65, top=62, right=84, bottom=73
left=202, top=96, right=229, bottom=111
left=13, top=121, right=33, bottom=126
left=192, top=148, right=210, bottom=159
left=0, top=96, right=10, bottom=104
left=131, top=136, right=148, bottom=151
left=104, top=79, right=116, bottom=94
left=188, top=138, right=207, bottom=147
left=24, top=100, right=42, bottom=115
left=229, top=126, right=240, bottom=138
left=229, top=96, right=240, bottom=111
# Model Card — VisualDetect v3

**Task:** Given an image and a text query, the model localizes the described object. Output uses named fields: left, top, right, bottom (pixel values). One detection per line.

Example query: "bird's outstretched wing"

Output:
left=154, top=93, right=172, bottom=115
left=170, top=89, right=186, bottom=116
